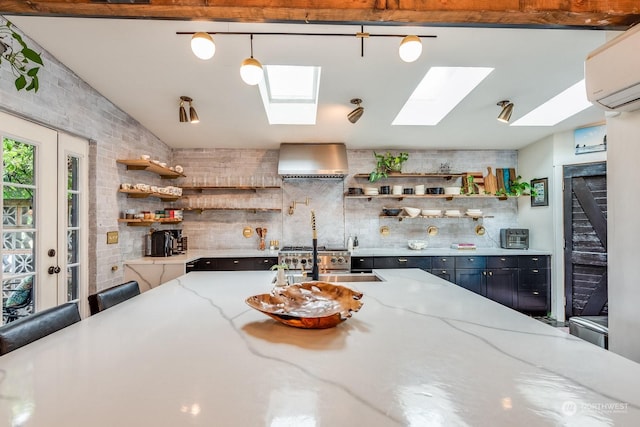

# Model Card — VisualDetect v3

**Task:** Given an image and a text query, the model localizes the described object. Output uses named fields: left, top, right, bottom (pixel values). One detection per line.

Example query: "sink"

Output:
left=289, top=273, right=383, bottom=283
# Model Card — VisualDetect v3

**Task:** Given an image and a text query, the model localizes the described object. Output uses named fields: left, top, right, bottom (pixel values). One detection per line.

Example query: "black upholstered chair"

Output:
left=88, top=280, right=140, bottom=315
left=0, top=302, right=81, bottom=356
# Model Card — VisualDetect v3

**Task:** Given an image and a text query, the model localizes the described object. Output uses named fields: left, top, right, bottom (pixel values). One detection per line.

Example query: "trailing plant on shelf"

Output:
left=368, top=151, right=409, bottom=182
left=0, top=19, right=44, bottom=92
left=495, top=176, right=538, bottom=197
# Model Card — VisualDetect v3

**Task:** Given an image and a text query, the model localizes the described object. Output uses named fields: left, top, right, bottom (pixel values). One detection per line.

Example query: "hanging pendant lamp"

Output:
left=240, top=34, right=264, bottom=85
left=399, top=35, right=422, bottom=63
left=191, top=32, right=215, bottom=60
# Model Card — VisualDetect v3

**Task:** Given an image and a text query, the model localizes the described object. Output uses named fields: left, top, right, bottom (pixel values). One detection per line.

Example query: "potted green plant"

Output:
left=271, top=262, right=289, bottom=287
left=495, top=176, right=538, bottom=198
left=1, top=19, right=44, bottom=92
left=368, top=151, right=409, bottom=182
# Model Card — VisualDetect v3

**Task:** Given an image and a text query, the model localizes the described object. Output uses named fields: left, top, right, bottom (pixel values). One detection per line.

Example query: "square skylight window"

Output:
left=511, top=79, right=592, bottom=126
left=258, top=65, right=321, bottom=125
left=392, top=67, right=494, bottom=126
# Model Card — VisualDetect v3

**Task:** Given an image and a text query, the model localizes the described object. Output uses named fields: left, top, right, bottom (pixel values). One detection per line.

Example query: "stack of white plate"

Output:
left=364, top=187, right=379, bottom=196
left=466, top=209, right=483, bottom=217
left=445, top=209, right=461, bottom=217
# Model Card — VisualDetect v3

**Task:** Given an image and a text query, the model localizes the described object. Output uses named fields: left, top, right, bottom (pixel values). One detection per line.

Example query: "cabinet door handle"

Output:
left=488, top=271, right=493, bottom=276
left=263, top=259, right=270, bottom=263
left=398, top=258, right=408, bottom=263
left=532, top=269, right=539, bottom=273
left=441, top=258, right=447, bottom=262
left=532, top=291, right=539, bottom=295
left=500, top=258, right=506, bottom=261
left=205, top=261, right=212, bottom=265
left=532, top=257, right=539, bottom=261
left=359, top=258, right=365, bottom=262
left=233, top=260, right=239, bottom=264
left=441, top=270, right=446, bottom=274
left=483, top=271, right=487, bottom=276
left=468, top=258, right=474, bottom=262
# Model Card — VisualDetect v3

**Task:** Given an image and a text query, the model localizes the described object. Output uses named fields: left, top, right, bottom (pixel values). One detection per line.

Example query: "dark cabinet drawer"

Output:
left=432, top=257, right=455, bottom=269
left=518, top=292, right=549, bottom=312
left=519, top=269, right=550, bottom=292
left=215, top=257, right=277, bottom=271
left=351, top=256, right=374, bottom=272
left=431, top=268, right=454, bottom=283
left=374, top=256, right=431, bottom=270
left=194, top=258, right=217, bottom=271
left=255, top=257, right=278, bottom=270
left=455, top=269, right=487, bottom=296
left=455, top=256, right=486, bottom=269
left=518, top=255, right=550, bottom=269
left=487, top=256, right=518, bottom=269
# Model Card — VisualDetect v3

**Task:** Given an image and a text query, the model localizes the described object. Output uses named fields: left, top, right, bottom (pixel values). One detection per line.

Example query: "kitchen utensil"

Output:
left=496, top=168, right=506, bottom=193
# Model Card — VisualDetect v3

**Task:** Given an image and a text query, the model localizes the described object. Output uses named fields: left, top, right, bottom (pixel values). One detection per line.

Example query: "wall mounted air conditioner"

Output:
left=585, top=24, right=640, bottom=112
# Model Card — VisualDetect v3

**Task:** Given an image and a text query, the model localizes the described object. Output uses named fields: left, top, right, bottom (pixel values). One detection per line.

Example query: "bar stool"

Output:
left=88, top=280, right=140, bottom=315
left=0, top=302, right=81, bottom=356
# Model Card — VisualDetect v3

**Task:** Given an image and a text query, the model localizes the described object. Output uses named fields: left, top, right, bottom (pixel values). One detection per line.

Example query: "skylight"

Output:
left=392, top=67, right=494, bottom=126
left=511, top=79, right=592, bottom=126
left=258, top=65, right=321, bottom=125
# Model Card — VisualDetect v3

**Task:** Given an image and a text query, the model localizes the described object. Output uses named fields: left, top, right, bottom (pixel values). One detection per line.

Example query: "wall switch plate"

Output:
left=107, top=231, right=119, bottom=244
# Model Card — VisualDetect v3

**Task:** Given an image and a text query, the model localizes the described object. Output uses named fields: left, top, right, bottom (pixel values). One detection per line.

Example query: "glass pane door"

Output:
left=2, top=139, right=36, bottom=323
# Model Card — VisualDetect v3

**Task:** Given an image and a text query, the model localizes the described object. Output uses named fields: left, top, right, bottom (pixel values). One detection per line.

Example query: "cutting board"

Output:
left=484, top=167, right=498, bottom=195
left=496, top=168, right=506, bottom=193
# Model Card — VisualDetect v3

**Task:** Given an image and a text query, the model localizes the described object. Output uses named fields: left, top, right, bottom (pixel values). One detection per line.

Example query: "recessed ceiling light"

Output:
left=511, top=79, right=593, bottom=126
left=258, top=65, right=321, bottom=125
left=392, top=67, right=494, bottom=126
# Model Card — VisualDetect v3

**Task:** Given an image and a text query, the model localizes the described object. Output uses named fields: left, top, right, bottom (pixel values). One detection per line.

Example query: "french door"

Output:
left=1, top=111, right=88, bottom=323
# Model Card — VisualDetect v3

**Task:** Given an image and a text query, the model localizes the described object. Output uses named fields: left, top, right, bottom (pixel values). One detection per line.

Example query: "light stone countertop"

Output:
left=0, top=269, right=636, bottom=425
left=125, top=247, right=550, bottom=265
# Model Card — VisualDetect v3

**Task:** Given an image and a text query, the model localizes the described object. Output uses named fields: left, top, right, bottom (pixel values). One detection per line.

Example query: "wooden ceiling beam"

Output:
left=0, top=0, right=639, bottom=29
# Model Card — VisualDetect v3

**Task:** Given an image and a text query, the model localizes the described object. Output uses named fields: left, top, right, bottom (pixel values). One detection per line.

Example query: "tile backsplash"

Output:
left=170, top=148, right=518, bottom=251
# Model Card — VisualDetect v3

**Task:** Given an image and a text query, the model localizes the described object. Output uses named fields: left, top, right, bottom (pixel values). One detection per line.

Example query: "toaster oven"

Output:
left=500, top=228, right=529, bottom=249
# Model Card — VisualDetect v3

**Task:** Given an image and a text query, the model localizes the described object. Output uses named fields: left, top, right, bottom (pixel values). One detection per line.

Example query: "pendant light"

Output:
left=240, top=34, right=264, bottom=85
left=399, top=35, right=422, bottom=63
left=497, top=100, right=514, bottom=123
left=191, top=32, right=215, bottom=60
left=179, top=96, right=199, bottom=123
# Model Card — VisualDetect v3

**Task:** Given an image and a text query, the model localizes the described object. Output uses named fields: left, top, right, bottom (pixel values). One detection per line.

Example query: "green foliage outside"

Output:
left=3, top=138, right=34, bottom=200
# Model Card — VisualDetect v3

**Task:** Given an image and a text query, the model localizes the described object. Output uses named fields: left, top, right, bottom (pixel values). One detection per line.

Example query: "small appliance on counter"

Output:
left=500, top=228, right=529, bottom=249
left=150, top=231, right=173, bottom=257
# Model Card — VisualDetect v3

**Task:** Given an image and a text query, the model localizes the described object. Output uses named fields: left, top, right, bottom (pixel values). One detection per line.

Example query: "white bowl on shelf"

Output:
left=403, top=207, right=421, bottom=218
left=421, top=209, right=441, bottom=217
left=408, top=240, right=428, bottom=250
left=444, top=186, right=461, bottom=195
left=445, top=210, right=461, bottom=217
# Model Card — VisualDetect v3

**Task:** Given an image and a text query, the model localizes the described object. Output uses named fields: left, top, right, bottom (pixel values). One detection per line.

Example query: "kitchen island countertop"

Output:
left=0, top=269, right=637, bottom=426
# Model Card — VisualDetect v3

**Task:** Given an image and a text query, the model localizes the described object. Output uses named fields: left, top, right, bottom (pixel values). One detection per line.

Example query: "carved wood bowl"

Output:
left=245, top=282, right=364, bottom=329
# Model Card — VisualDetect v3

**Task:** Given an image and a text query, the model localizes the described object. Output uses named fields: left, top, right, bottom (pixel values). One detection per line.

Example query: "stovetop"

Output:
left=280, top=246, right=348, bottom=252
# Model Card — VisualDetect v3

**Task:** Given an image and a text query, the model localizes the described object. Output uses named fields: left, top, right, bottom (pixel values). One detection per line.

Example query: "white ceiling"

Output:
left=7, top=16, right=615, bottom=150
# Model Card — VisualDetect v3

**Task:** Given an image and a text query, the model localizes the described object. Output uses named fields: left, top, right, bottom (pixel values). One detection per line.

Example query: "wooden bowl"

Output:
left=245, top=282, right=364, bottom=329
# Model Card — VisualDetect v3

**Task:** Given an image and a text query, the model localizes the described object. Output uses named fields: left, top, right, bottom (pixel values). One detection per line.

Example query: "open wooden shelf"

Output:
left=181, top=185, right=280, bottom=193
left=380, top=214, right=494, bottom=222
left=118, top=218, right=183, bottom=227
left=353, top=173, right=463, bottom=180
left=116, top=159, right=186, bottom=179
left=118, top=189, right=180, bottom=202
left=345, top=194, right=513, bottom=201
left=182, top=207, right=282, bottom=214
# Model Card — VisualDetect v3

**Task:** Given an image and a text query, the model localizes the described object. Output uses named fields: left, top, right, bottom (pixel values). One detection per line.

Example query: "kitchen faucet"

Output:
left=311, top=211, right=319, bottom=281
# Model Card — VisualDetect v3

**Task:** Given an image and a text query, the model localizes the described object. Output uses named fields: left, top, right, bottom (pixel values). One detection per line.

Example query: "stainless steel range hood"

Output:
left=278, top=143, right=348, bottom=179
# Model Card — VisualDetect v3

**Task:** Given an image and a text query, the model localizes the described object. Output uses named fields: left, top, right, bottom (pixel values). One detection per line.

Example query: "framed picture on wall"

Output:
left=531, top=178, right=548, bottom=207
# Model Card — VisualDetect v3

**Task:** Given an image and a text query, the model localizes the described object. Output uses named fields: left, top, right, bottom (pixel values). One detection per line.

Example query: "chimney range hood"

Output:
left=278, top=143, right=348, bottom=179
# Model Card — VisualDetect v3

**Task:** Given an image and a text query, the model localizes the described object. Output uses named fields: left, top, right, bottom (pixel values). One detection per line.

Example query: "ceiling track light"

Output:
left=240, top=34, right=264, bottom=85
left=497, top=100, right=514, bottom=123
left=348, top=98, right=364, bottom=123
left=399, top=35, right=422, bottom=62
left=180, top=96, right=199, bottom=123
left=191, top=32, right=215, bottom=60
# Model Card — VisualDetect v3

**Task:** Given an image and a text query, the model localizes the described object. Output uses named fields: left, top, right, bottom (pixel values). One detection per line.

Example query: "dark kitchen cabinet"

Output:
left=486, top=268, right=519, bottom=308
left=373, top=256, right=431, bottom=271
left=188, top=257, right=277, bottom=272
left=351, top=256, right=374, bottom=273
left=216, top=257, right=277, bottom=271
left=518, top=267, right=550, bottom=313
left=455, top=268, right=487, bottom=296
left=431, top=268, right=454, bottom=283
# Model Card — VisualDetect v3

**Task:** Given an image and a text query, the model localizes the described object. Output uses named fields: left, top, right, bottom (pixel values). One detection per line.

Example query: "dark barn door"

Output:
left=563, top=162, right=607, bottom=319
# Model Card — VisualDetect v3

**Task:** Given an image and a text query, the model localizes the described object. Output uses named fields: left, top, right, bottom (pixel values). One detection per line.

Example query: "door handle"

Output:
left=233, top=260, right=239, bottom=264
left=48, top=266, right=61, bottom=274
left=398, top=258, right=408, bottom=263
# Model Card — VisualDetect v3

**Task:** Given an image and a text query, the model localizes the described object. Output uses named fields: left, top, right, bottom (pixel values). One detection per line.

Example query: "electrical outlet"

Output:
left=107, top=231, right=119, bottom=244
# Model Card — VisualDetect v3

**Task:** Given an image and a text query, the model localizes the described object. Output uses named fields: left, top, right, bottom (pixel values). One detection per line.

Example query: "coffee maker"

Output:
left=149, top=231, right=172, bottom=257
left=166, top=229, right=185, bottom=254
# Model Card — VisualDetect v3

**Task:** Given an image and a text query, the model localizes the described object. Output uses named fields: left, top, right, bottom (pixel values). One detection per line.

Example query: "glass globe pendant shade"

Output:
left=240, top=57, right=264, bottom=85
left=191, top=32, right=216, bottom=60
left=399, top=35, right=422, bottom=63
